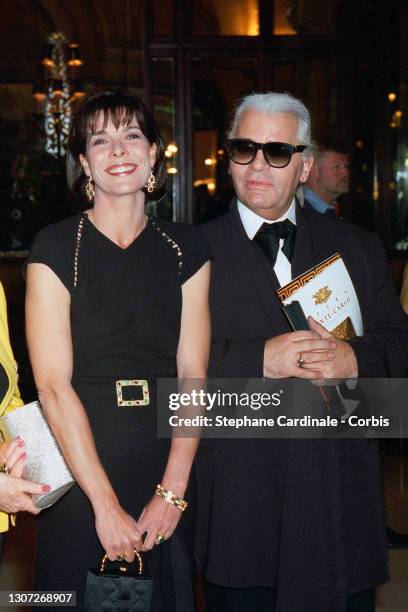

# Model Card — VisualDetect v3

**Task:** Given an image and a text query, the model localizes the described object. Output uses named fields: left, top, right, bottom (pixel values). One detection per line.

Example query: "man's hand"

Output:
left=263, top=329, right=337, bottom=379
left=302, top=317, right=358, bottom=380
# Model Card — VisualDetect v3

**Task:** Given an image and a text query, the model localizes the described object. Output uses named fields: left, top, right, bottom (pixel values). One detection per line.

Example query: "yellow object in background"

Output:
left=0, top=281, right=23, bottom=532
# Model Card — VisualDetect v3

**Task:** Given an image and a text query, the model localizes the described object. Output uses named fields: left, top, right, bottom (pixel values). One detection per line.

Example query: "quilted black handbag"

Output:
left=83, top=552, right=153, bottom=611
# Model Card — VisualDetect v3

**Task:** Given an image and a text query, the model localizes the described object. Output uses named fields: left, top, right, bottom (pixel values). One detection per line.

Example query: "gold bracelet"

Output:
left=155, top=484, right=188, bottom=512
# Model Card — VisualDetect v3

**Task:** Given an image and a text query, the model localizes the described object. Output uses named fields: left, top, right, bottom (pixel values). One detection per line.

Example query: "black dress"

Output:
left=27, top=213, right=210, bottom=611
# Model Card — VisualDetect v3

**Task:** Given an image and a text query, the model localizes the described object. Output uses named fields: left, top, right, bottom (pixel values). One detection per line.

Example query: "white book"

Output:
left=277, top=253, right=363, bottom=340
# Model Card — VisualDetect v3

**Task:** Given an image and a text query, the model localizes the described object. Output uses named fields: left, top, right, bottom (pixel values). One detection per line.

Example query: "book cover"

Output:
left=277, top=253, right=363, bottom=340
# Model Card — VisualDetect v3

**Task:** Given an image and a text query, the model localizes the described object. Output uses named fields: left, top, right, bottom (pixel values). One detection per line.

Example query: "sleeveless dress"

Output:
left=27, top=213, right=210, bottom=611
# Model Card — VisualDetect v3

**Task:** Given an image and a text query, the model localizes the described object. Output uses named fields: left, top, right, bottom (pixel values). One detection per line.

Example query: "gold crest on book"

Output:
left=313, top=286, right=332, bottom=305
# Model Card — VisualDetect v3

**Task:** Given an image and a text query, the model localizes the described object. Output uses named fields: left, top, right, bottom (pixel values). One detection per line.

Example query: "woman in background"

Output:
left=26, top=91, right=210, bottom=609
left=0, top=282, right=49, bottom=557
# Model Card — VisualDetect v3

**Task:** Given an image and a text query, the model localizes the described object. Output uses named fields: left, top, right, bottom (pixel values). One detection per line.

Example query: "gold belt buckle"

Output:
left=116, top=379, right=150, bottom=406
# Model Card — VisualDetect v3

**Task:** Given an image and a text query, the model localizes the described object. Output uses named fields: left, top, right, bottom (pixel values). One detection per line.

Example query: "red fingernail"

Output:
left=19, top=452, right=26, bottom=460
left=42, top=485, right=51, bottom=493
left=18, top=440, right=25, bottom=447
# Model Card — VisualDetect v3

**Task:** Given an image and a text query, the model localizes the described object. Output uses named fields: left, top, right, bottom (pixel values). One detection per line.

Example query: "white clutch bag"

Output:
left=0, top=401, right=75, bottom=509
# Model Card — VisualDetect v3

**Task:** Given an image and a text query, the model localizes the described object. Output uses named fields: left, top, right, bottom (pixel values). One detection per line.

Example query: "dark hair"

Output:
left=67, top=90, right=166, bottom=203
left=313, top=138, right=349, bottom=161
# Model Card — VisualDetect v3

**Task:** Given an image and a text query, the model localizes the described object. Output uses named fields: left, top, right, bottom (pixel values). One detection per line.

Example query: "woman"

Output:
left=26, top=91, right=210, bottom=609
left=0, top=282, right=48, bottom=556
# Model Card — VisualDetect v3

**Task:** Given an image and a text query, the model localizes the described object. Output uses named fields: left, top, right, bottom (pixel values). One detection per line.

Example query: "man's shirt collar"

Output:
left=237, top=199, right=297, bottom=240
left=303, top=186, right=334, bottom=214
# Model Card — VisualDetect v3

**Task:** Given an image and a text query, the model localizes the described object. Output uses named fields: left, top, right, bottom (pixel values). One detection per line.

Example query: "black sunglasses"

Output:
left=226, top=139, right=307, bottom=168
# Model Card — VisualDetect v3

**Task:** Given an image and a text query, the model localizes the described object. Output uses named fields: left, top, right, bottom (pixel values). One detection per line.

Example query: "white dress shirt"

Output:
left=237, top=199, right=296, bottom=286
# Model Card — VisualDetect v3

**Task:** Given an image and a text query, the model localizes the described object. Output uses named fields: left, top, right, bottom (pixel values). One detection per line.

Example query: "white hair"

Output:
left=228, top=92, right=312, bottom=157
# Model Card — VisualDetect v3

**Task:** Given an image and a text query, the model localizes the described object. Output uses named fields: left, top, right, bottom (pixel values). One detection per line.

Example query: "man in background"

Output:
left=303, top=139, right=349, bottom=218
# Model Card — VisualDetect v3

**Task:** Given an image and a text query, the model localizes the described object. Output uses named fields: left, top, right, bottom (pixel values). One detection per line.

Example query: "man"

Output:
left=196, top=93, right=408, bottom=612
left=303, top=139, right=350, bottom=217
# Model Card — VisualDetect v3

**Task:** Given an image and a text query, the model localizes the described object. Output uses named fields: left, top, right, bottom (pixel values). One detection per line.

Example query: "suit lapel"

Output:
left=291, top=201, right=316, bottom=278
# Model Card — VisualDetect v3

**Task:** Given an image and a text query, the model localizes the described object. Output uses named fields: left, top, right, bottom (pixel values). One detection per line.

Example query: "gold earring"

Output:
left=85, top=176, right=95, bottom=201
left=145, top=170, right=156, bottom=193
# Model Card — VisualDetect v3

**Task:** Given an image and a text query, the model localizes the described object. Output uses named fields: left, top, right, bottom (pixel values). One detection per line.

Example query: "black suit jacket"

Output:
left=196, top=202, right=408, bottom=611
left=204, top=201, right=408, bottom=378
left=303, top=195, right=337, bottom=216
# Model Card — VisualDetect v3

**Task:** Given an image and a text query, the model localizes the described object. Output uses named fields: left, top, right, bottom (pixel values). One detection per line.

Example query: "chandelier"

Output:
left=33, top=32, right=85, bottom=158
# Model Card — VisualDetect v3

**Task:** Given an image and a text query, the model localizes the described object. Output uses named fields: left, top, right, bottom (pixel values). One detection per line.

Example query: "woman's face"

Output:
left=80, top=113, right=156, bottom=199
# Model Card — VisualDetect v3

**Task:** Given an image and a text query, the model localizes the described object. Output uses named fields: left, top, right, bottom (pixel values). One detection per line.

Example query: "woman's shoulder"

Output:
left=149, top=218, right=211, bottom=283
left=32, top=213, right=84, bottom=247
left=27, top=214, right=84, bottom=290
left=150, top=217, right=207, bottom=246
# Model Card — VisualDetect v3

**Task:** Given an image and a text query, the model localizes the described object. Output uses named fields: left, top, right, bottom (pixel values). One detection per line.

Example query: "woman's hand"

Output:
left=0, top=437, right=27, bottom=478
left=138, top=495, right=183, bottom=551
left=134, top=259, right=209, bottom=552
left=94, top=499, right=142, bottom=562
left=0, top=438, right=51, bottom=514
left=0, top=474, right=49, bottom=514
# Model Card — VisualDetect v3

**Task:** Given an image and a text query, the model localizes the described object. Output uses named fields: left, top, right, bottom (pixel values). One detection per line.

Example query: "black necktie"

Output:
left=254, top=219, right=296, bottom=266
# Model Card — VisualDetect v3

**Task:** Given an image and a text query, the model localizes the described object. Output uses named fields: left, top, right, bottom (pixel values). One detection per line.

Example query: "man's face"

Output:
left=316, top=151, right=349, bottom=200
left=229, top=110, right=312, bottom=221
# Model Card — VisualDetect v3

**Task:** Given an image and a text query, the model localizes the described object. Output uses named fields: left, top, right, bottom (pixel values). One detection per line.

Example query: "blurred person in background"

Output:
left=303, top=139, right=350, bottom=218
left=0, top=282, right=49, bottom=558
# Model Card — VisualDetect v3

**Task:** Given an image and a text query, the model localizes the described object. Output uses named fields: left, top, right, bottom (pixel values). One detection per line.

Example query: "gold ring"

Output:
left=156, top=534, right=166, bottom=545
left=0, top=463, right=9, bottom=474
left=297, top=354, right=305, bottom=368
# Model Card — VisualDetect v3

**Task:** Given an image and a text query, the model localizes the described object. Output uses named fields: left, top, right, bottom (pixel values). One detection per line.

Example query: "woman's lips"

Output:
left=105, top=164, right=137, bottom=176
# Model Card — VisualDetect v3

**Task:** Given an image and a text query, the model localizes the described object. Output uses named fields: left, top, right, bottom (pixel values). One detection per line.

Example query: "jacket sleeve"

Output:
left=209, top=338, right=266, bottom=378
left=347, top=234, right=408, bottom=377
